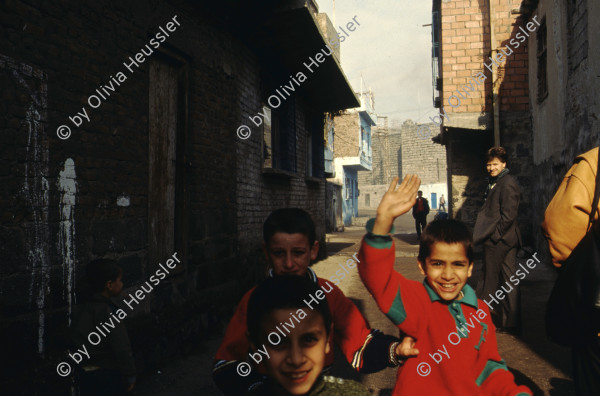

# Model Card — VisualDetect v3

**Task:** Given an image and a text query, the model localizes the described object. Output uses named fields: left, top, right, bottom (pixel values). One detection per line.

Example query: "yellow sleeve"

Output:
left=542, top=150, right=598, bottom=266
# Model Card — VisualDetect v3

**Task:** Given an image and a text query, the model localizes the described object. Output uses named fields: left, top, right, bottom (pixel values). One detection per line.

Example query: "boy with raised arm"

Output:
left=213, top=208, right=417, bottom=395
left=358, top=175, right=531, bottom=395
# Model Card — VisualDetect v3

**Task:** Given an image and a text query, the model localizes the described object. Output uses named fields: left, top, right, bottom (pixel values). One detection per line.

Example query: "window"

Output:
left=262, top=98, right=296, bottom=173
left=306, top=112, right=325, bottom=178
left=431, top=4, right=442, bottom=108
left=262, top=106, right=274, bottom=168
left=324, top=113, right=335, bottom=177
left=536, top=18, right=548, bottom=102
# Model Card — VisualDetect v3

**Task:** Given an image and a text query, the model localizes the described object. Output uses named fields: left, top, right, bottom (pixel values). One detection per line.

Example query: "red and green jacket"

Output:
left=213, top=268, right=403, bottom=395
left=358, top=222, right=532, bottom=396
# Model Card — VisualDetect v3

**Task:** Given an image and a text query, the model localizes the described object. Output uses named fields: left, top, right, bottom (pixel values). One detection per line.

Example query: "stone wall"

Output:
left=399, top=120, right=447, bottom=185
left=333, top=112, right=359, bottom=158
left=358, top=126, right=402, bottom=185
left=359, top=120, right=447, bottom=194
left=528, top=0, right=600, bottom=253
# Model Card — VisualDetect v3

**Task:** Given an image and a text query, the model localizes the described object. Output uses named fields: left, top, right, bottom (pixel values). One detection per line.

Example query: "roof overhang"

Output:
left=255, top=7, right=360, bottom=112
left=359, top=110, right=376, bottom=126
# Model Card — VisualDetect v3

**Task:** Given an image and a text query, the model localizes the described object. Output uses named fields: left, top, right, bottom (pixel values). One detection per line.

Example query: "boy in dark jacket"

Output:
left=72, top=259, right=136, bottom=395
left=412, top=190, right=430, bottom=238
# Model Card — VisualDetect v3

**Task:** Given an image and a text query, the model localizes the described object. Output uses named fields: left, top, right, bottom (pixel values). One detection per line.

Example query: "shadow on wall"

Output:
left=449, top=128, right=493, bottom=231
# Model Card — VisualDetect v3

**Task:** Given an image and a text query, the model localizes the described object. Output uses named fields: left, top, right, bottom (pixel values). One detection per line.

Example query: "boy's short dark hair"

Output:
left=418, top=220, right=474, bottom=263
left=263, top=208, right=316, bottom=246
left=486, top=146, right=508, bottom=163
left=247, top=276, right=331, bottom=345
left=86, top=259, right=122, bottom=293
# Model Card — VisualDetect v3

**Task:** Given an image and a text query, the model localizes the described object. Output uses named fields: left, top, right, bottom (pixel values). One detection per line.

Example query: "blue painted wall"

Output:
left=342, top=168, right=358, bottom=226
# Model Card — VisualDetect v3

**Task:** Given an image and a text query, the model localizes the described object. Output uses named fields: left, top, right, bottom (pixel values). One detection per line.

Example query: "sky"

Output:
left=316, top=0, right=437, bottom=127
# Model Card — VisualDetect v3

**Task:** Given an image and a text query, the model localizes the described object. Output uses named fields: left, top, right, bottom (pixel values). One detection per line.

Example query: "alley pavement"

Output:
left=135, top=211, right=575, bottom=395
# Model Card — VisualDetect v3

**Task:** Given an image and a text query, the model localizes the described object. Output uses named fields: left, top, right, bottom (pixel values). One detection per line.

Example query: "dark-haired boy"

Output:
left=213, top=208, right=417, bottom=395
left=71, top=259, right=136, bottom=395
left=245, top=275, right=369, bottom=395
left=358, top=175, right=531, bottom=395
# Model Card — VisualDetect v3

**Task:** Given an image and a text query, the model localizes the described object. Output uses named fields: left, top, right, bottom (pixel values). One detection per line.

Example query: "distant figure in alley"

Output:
left=412, top=190, right=430, bottom=239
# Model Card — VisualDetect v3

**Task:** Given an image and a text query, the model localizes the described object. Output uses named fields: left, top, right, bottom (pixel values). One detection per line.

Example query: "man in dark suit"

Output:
left=412, top=190, right=430, bottom=238
left=473, top=147, right=522, bottom=334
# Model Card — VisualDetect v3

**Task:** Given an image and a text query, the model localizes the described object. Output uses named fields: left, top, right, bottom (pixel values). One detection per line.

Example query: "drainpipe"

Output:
left=487, top=0, right=500, bottom=145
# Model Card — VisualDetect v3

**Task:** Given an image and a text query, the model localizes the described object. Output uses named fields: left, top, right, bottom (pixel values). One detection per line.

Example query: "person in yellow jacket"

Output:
left=542, top=146, right=600, bottom=395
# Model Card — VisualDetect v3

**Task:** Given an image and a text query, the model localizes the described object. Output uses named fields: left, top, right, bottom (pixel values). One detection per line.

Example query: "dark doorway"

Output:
left=148, top=54, right=188, bottom=271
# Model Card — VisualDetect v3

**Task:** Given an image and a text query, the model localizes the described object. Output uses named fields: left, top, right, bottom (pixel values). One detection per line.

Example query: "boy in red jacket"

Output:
left=358, top=175, right=532, bottom=395
left=213, top=208, right=416, bottom=395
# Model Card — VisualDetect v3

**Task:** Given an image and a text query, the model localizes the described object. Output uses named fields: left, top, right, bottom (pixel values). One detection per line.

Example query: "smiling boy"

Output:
left=213, top=208, right=416, bottom=395
left=358, top=175, right=531, bottom=395
left=245, top=276, right=369, bottom=395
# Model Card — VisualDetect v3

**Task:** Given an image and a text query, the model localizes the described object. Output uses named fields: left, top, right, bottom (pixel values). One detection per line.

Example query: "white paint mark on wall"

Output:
left=23, top=104, right=50, bottom=355
left=4, top=53, right=51, bottom=355
left=58, top=158, right=77, bottom=325
left=116, top=195, right=130, bottom=207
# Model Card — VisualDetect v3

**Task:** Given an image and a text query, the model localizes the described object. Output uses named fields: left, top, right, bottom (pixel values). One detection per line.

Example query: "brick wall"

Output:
left=439, top=0, right=534, bottom=243
left=0, top=0, right=331, bottom=392
left=358, top=126, right=402, bottom=185
left=440, top=0, right=531, bottom=117
left=235, top=96, right=328, bottom=267
left=358, top=121, right=446, bottom=186
left=400, top=121, right=448, bottom=185
left=441, top=0, right=492, bottom=115
left=333, top=112, right=359, bottom=158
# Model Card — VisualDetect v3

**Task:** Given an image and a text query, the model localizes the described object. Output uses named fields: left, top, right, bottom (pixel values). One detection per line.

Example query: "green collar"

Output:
left=423, top=279, right=479, bottom=309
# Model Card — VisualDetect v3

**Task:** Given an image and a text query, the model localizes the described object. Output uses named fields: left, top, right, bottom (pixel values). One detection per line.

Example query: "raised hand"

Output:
left=373, top=175, right=421, bottom=235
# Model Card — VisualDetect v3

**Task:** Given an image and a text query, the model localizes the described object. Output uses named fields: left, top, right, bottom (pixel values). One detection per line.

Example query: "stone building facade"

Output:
left=527, top=0, right=600, bottom=248
left=0, top=0, right=358, bottom=392
left=329, top=91, right=374, bottom=226
left=358, top=119, right=448, bottom=210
